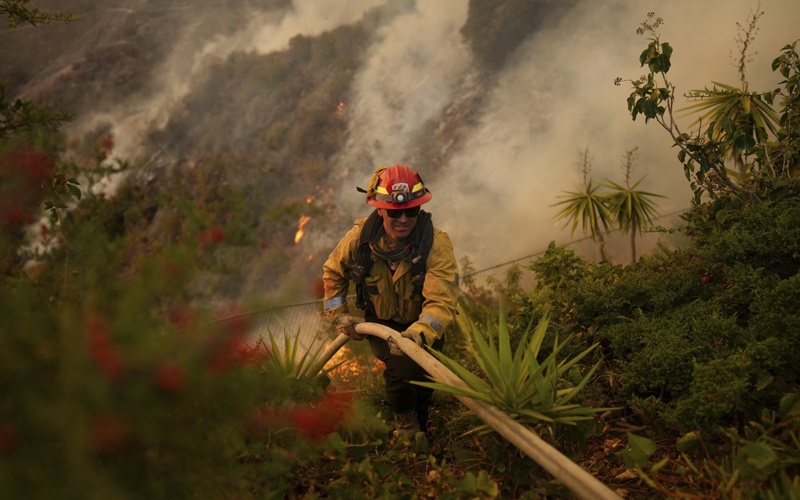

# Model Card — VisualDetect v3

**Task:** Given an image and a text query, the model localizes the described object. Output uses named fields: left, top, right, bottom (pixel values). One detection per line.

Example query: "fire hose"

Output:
left=312, top=322, right=622, bottom=500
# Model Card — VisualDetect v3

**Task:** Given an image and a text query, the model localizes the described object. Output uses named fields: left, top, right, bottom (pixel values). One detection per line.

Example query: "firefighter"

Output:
left=322, top=164, right=460, bottom=437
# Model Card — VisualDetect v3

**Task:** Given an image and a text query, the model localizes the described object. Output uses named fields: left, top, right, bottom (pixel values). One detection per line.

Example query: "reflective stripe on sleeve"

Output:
left=419, top=313, right=442, bottom=332
left=324, top=296, right=346, bottom=311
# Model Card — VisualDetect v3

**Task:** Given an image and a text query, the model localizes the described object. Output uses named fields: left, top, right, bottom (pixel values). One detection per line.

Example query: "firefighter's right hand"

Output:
left=333, top=315, right=365, bottom=341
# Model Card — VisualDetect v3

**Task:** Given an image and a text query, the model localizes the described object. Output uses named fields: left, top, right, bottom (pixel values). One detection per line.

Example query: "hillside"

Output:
left=2, top=0, right=583, bottom=304
left=3, top=0, right=797, bottom=304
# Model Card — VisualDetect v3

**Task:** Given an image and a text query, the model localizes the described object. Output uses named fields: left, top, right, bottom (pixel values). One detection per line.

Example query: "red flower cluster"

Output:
left=288, top=391, right=355, bottom=443
left=247, top=391, right=355, bottom=443
left=206, top=316, right=252, bottom=375
left=39, top=224, right=50, bottom=244
left=198, top=227, right=225, bottom=247
left=154, top=361, right=186, bottom=392
left=0, top=146, right=55, bottom=231
left=85, top=312, right=126, bottom=382
left=100, top=135, right=115, bottom=152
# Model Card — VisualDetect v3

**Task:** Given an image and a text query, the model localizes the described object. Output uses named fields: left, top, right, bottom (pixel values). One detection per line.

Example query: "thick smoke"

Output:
left=334, top=0, right=471, bottom=187
left=333, top=0, right=799, bottom=268
left=68, top=0, right=389, bottom=181
left=7, top=0, right=798, bottom=273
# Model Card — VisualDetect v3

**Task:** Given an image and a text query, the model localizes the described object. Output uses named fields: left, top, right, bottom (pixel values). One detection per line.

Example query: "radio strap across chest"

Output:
left=352, top=209, right=433, bottom=316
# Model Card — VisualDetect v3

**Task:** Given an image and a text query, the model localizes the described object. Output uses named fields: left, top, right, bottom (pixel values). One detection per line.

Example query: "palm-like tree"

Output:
left=552, top=149, right=611, bottom=263
left=682, top=81, right=780, bottom=176
left=680, top=6, right=780, bottom=181
left=603, top=149, right=663, bottom=264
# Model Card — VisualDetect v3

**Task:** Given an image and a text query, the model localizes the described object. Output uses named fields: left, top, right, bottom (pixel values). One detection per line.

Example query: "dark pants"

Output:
left=365, top=316, right=445, bottom=432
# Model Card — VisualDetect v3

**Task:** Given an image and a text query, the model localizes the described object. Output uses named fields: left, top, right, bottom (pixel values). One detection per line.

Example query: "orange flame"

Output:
left=294, top=215, right=312, bottom=245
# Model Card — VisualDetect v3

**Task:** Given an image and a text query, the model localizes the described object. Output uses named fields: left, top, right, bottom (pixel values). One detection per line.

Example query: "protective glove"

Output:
left=332, top=315, right=365, bottom=341
left=387, top=329, right=424, bottom=356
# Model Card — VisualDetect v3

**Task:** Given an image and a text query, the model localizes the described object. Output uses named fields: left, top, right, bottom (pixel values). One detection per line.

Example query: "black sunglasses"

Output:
left=385, top=206, right=421, bottom=219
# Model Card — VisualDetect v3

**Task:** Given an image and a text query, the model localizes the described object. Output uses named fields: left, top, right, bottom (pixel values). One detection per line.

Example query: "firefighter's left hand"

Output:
left=401, top=329, right=424, bottom=347
left=387, top=330, right=424, bottom=356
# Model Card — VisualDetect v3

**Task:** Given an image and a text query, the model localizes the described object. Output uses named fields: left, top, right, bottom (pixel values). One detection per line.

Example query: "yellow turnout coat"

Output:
left=322, top=215, right=460, bottom=342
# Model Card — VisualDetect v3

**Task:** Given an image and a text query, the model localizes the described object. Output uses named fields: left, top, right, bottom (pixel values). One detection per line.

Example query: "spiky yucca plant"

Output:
left=416, top=309, right=614, bottom=437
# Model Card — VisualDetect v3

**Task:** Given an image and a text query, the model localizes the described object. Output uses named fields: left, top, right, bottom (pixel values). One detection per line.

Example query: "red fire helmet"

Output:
left=365, top=164, right=432, bottom=209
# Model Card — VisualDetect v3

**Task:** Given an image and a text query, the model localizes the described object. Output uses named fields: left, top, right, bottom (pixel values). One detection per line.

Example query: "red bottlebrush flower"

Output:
left=85, top=312, right=111, bottom=348
left=154, top=361, right=186, bottom=392
left=198, top=227, right=225, bottom=247
left=0, top=424, right=18, bottom=454
left=101, top=135, right=115, bottom=152
left=7, top=147, right=55, bottom=186
left=85, top=312, right=126, bottom=382
left=0, top=204, right=26, bottom=231
left=206, top=307, right=256, bottom=374
left=289, top=406, right=339, bottom=443
left=1, top=145, right=56, bottom=231
left=207, top=334, right=249, bottom=375
left=288, top=391, right=354, bottom=443
left=90, top=414, right=130, bottom=455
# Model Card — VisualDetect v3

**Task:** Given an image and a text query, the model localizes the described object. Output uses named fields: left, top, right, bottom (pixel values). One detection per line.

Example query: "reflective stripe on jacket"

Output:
left=322, top=216, right=459, bottom=342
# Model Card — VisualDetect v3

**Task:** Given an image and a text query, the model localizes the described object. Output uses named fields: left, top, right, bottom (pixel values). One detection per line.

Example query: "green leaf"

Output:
left=475, top=470, right=499, bottom=496
left=650, top=456, right=670, bottom=473
left=676, top=431, right=702, bottom=453
left=621, top=448, right=649, bottom=470
left=778, top=393, right=800, bottom=420
left=628, top=432, right=657, bottom=456
left=736, top=442, right=778, bottom=476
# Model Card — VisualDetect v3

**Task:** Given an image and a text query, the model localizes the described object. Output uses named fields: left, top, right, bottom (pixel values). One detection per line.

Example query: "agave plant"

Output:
left=416, top=309, right=615, bottom=435
left=256, top=328, right=346, bottom=401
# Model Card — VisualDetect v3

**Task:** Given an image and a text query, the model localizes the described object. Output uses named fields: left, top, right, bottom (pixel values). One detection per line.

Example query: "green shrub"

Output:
left=750, top=272, right=800, bottom=374
left=688, top=197, right=800, bottom=278
left=663, top=355, right=752, bottom=431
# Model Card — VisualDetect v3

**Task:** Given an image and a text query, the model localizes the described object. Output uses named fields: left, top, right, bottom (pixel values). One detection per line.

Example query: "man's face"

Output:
left=378, top=207, right=419, bottom=243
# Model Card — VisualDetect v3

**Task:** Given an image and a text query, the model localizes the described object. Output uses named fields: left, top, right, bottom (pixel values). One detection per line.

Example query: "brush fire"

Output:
left=325, top=346, right=382, bottom=384
left=294, top=215, right=311, bottom=245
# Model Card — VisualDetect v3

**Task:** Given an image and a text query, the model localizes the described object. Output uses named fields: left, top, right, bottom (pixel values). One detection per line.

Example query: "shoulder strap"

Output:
left=353, top=209, right=434, bottom=312
left=409, top=210, right=434, bottom=298
left=353, top=210, right=382, bottom=313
